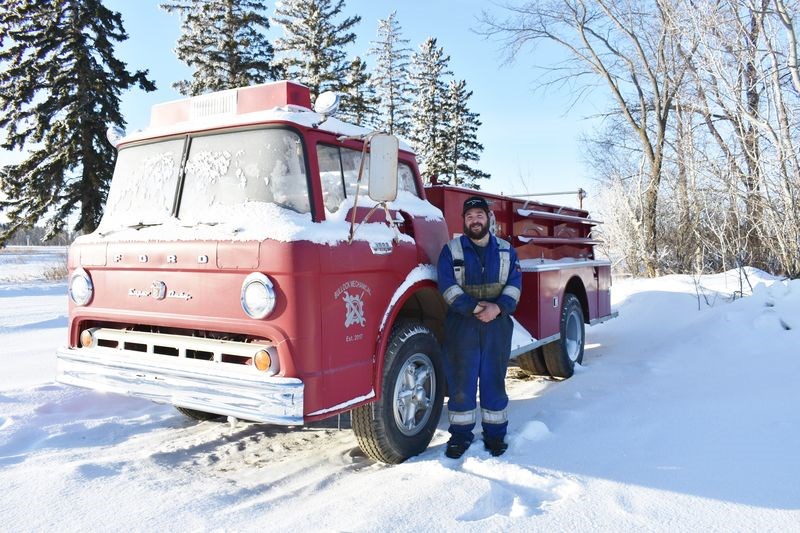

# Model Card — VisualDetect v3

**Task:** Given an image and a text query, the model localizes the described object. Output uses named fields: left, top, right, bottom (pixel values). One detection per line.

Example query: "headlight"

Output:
left=241, top=272, right=276, bottom=319
left=69, top=268, right=93, bottom=306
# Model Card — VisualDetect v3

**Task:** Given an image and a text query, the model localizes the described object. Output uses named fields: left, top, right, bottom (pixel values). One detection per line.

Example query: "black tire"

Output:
left=516, top=347, right=551, bottom=376
left=543, top=293, right=585, bottom=379
left=352, top=322, right=445, bottom=464
left=175, top=406, right=224, bottom=421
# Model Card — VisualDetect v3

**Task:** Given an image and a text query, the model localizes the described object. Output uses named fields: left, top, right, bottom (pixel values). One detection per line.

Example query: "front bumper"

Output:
left=56, top=345, right=304, bottom=424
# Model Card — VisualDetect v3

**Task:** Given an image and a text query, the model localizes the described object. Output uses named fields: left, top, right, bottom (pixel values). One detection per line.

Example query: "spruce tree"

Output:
left=337, top=56, right=378, bottom=126
left=442, top=80, right=490, bottom=189
left=0, top=0, right=156, bottom=245
left=409, top=37, right=452, bottom=182
left=271, top=0, right=361, bottom=104
left=368, top=11, right=413, bottom=137
left=161, top=0, right=279, bottom=96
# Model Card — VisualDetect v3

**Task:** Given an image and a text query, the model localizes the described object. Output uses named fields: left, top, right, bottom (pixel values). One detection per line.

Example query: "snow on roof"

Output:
left=120, top=105, right=415, bottom=153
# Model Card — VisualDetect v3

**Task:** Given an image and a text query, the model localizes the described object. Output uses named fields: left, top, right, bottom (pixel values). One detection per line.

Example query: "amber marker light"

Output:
left=253, top=349, right=272, bottom=372
left=80, top=329, right=94, bottom=348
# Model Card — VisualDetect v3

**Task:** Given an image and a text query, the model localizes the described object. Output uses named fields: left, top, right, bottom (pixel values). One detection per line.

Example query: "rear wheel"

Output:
left=543, top=293, right=585, bottom=379
left=175, top=406, right=224, bottom=421
left=352, top=322, right=444, bottom=464
left=516, top=347, right=550, bottom=377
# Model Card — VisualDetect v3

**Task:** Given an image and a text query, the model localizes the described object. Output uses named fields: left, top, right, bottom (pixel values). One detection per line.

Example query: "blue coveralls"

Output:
left=437, top=234, right=522, bottom=444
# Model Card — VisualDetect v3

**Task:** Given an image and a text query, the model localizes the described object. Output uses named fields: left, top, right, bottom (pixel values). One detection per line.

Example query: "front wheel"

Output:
left=543, top=293, right=585, bottom=379
left=352, top=322, right=444, bottom=464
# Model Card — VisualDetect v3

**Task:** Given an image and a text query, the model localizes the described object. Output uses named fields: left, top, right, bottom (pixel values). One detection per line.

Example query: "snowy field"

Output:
left=1, top=248, right=799, bottom=531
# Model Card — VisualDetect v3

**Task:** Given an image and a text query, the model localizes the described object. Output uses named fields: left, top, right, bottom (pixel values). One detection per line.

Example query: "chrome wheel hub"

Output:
left=565, top=308, right=583, bottom=363
left=393, top=353, right=436, bottom=436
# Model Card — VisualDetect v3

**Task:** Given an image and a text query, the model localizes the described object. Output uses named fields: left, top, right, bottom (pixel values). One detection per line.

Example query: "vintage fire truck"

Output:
left=56, top=81, right=614, bottom=464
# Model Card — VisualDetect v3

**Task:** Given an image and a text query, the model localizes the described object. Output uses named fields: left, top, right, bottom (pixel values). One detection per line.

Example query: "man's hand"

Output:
left=475, top=301, right=501, bottom=322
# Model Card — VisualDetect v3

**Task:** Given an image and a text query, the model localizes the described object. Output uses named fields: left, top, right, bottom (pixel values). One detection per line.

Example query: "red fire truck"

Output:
left=56, top=81, right=614, bottom=464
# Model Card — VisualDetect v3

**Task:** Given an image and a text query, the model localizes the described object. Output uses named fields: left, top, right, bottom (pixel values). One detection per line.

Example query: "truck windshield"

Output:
left=99, top=128, right=310, bottom=230
left=102, top=138, right=184, bottom=227
left=179, top=128, right=309, bottom=223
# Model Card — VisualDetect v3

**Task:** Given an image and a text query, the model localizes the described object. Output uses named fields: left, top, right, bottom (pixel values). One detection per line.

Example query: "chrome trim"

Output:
left=520, top=259, right=612, bottom=273
left=69, top=268, right=94, bottom=306
left=510, top=333, right=559, bottom=358
left=56, top=344, right=303, bottom=425
left=590, top=311, right=618, bottom=326
left=240, top=272, right=277, bottom=319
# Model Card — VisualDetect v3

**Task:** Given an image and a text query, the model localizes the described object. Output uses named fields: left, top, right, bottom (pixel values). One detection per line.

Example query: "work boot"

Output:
left=445, top=439, right=471, bottom=459
left=483, top=436, right=508, bottom=457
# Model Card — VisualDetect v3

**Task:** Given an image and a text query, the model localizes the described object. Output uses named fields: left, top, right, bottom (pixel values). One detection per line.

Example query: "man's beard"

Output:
left=464, top=221, right=489, bottom=240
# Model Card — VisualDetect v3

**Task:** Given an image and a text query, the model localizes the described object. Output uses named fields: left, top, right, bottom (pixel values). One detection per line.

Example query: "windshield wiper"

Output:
left=128, top=222, right=163, bottom=230
left=180, top=221, right=219, bottom=228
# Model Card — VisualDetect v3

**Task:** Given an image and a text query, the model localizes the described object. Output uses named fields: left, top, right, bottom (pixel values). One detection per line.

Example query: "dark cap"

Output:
left=462, top=196, right=490, bottom=216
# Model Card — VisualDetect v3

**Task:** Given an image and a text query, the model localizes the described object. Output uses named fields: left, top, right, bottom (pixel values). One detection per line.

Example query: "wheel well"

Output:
left=565, top=276, right=589, bottom=323
left=394, top=287, right=446, bottom=344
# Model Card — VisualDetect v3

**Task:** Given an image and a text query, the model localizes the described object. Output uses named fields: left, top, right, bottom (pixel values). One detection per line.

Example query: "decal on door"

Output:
left=334, top=280, right=372, bottom=330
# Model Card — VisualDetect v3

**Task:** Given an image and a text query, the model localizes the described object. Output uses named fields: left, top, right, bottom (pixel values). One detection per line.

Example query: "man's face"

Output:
left=463, top=208, right=489, bottom=240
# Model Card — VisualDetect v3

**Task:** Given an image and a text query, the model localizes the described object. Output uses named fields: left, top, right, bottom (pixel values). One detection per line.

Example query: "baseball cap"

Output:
left=462, top=196, right=490, bottom=215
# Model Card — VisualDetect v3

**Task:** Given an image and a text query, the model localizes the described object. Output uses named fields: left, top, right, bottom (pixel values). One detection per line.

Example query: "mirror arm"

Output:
left=347, top=136, right=375, bottom=243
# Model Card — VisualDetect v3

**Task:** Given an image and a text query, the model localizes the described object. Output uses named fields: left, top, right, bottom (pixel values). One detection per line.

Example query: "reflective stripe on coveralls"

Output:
left=449, top=409, right=477, bottom=425
left=481, top=408, right=508, bottom=424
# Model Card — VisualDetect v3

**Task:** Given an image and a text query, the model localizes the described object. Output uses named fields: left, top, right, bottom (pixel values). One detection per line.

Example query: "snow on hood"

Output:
left=78, top=191, right=442, bottom=246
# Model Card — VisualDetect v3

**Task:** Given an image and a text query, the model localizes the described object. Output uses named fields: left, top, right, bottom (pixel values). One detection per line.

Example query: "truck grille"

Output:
left=86, top=327, right=275, bottom=371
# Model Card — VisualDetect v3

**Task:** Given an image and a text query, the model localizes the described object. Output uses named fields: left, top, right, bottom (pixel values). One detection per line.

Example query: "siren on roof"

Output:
left=149, top=81, right=313, bottom=128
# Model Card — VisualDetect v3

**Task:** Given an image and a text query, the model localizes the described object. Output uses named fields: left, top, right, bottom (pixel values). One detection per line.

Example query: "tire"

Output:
left=175, top=406, right=224, bottom=421
left=352, top=322, right=445, bottom=464
left=516, top=347, right=551, bottom=376
left=543, top=293, right=585, bottom=379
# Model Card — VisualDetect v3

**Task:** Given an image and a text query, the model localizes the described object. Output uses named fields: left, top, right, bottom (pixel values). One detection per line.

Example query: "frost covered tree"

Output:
left=409, top=37, right=452, bottom=181
left=337, top=56, right=379, bottom=126
left=441, top=80, right=489, bottom=189
left=271, top=0, right=361, bottom=103
left=0, top=0, right=156, bottom=245
left=161, top=0, right=279, bottom=95
left=368, top=11, right=413, bottom=137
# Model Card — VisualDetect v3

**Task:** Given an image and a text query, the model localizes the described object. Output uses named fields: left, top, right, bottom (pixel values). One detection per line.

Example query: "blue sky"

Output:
left=107, top=1, right=606, bottom=210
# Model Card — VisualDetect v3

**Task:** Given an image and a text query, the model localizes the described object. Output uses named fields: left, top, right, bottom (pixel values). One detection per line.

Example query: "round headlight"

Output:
left=69, top=268, right=93, bottom=306
left=241, top=272, right=276, bottom=319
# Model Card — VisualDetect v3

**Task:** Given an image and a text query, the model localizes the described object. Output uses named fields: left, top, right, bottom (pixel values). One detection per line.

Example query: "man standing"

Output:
left=437, top=196, right=522, bottom=458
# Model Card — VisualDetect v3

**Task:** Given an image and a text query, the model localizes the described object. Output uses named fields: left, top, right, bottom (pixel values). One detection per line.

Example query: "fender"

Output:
left=371, top=264, right=437, bottom=399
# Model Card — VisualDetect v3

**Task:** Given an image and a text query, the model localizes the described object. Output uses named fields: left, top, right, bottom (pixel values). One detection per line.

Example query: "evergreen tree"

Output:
left=0, top=0, right=156, bottom=245
left=441, top=80, right=489, bottom=189
left=409, top=37, right=452, bottom=182
left=368, top=11, right=413, bottom=137
left=271, top=0, right=361, bottom=103
left=161, top=0, right=279, bottom=96
left=336, top=56, right=378, bottom=125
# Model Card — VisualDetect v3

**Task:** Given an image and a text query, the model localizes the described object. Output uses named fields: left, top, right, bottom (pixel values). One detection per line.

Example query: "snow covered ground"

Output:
left=1, top=249, right=799, bottom=531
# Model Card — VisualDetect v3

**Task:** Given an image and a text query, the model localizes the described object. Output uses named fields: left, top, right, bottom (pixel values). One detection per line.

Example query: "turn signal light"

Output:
left=253, top=349, right=272, bottom=372
left=80, top=329, right=94, bottom=348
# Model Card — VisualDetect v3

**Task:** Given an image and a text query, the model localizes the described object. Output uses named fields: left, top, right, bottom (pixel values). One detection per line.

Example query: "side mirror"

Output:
left=368, top=134, right=399, bottom=202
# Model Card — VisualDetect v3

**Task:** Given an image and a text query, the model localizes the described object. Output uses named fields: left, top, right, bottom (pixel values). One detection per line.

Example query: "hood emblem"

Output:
left=151, top=281, right=166, bottom=300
